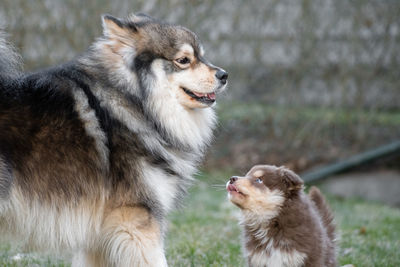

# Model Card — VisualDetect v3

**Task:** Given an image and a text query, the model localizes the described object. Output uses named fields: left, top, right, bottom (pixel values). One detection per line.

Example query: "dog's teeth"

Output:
left=193, top=92, right=205, bottom=97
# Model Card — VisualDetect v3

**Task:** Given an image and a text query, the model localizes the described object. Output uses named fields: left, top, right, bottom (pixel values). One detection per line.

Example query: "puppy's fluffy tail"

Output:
left=309, top=186, right=336, bottom=242
left=0, top=31, right=21, bottom=79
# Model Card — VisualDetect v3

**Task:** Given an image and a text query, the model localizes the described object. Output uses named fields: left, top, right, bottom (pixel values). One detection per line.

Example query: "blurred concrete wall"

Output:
left=0, top=0, right=399, bottom=109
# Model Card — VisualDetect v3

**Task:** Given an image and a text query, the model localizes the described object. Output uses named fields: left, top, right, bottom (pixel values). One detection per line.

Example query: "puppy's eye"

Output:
left=175, top=57, right=191, bottom=65
left=255, top=178, right=263, bottom=184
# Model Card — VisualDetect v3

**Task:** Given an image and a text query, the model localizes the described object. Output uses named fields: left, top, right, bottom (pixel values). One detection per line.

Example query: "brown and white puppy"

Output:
left=226, top=165, right=337, bottom=267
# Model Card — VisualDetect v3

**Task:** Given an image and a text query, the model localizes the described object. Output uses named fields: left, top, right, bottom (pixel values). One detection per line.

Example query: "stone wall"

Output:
left=1, top=0, right=399, bottom=109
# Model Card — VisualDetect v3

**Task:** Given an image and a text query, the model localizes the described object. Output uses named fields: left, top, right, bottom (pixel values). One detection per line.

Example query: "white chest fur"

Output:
left=247, top=241, right=306, bottom=267
left=141, top=161, right=179, bottom=213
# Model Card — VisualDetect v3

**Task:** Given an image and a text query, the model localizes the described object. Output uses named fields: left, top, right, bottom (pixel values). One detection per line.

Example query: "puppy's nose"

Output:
left=230, top=176, right=238, bottom=184
left=216, top=69, right=228, bottom=85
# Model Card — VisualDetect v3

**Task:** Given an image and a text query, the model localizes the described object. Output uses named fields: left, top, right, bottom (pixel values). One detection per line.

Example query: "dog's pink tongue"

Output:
left=192, top=92, right=216, bottom=100
left=207, top=92, right=216, bottom=100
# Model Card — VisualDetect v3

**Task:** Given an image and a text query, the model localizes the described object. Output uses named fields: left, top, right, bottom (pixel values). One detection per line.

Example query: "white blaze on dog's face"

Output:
left=100, top=13, right=228, bottom=110
left=226, top=165, right=304, bottom=216
left=167, top=43, right=227, bottom=109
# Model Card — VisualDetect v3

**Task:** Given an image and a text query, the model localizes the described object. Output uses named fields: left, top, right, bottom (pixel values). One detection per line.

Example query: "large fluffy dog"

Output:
left=0, top=13, right=227, bottom=266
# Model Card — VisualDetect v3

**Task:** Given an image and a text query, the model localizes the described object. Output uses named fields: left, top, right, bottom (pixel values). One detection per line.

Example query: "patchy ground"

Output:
left=207, top=102, right=400, bottom=173
left=321, top=170, right=400, bottom=207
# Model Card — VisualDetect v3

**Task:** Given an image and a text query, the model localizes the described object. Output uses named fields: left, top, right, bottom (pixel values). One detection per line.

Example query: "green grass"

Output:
left=0, top=244, right=67, bottom=266
left=328, top=197, right=400, bottom=267
left=217, top=101, right=400, bottom=126
left=1, top=170, right=400, bottom=266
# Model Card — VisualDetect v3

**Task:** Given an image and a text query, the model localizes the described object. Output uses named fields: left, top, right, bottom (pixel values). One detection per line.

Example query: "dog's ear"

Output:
left=129, top=13, right=154, bottom=23
left=102, top=14, right=137, bottom=38
left=279, top=167, right=304, bottom=192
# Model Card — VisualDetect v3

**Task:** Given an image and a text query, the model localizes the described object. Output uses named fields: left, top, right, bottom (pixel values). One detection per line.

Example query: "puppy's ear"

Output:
left=279, top=167, right=304, bottom=192
left=102, top=14, right=137, bottom=38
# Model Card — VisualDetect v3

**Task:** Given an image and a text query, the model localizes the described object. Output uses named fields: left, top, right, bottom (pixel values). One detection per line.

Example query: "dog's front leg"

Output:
left=71, top=250, right=103, bottom=267
left=92, top=206, right=167, bottom=267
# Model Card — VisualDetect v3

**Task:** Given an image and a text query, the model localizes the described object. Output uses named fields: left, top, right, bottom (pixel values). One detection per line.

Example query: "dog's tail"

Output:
left=0, top=31, right=21, bottom=79
left=309, top=186, right=336, bottom=242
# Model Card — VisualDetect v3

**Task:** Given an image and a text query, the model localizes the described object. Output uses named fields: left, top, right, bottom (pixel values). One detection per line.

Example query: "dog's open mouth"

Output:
left=181, top=87, right=216, bottom=104
left=227, top=184, right=246, bottom=196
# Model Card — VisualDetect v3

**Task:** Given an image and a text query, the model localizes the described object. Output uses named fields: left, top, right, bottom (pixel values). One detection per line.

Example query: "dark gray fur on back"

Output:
left=0, top=60, right=181, bottom=220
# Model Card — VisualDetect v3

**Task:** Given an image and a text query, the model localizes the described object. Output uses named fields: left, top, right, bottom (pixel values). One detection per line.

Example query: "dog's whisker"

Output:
left=210, top=185, right=227, bottom=188
left=211, top=188, right=227, bottom=192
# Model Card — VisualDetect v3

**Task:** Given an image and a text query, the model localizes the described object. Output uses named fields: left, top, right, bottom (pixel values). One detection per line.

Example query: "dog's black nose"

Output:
left=230, top=176, right=238, bottom=184
left=216, top=69, right=228, bottom=84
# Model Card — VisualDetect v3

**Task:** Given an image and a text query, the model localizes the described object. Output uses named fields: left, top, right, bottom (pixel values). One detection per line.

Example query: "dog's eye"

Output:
left=255, top=178, right=263, bottom=184
left=175, top=57, right=190, bottom=65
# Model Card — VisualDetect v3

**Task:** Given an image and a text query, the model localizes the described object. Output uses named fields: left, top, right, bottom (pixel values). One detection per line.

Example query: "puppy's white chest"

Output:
left=248, top=247, right=306, bottom=267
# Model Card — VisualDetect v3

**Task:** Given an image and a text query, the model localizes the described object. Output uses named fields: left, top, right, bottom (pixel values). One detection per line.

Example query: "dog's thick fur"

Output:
left=227, top=165, right=337, bottom=267
left=0, top=13, right=227, bottom=266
